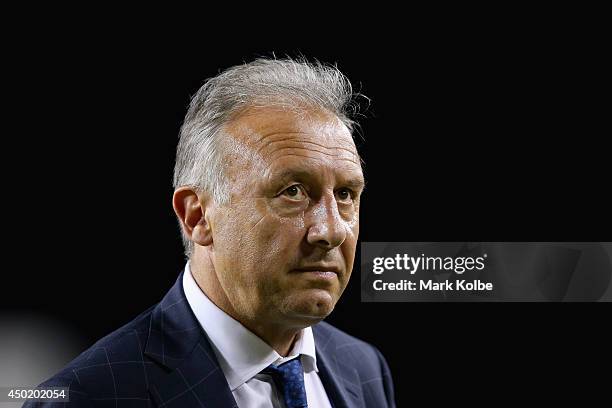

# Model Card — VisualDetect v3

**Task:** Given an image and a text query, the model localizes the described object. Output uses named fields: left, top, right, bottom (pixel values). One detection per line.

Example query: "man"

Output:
left=27, top=58, right=395, bottom=407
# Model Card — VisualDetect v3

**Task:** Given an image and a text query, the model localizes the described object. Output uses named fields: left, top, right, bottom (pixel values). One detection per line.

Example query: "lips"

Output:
left=293, top=265, right=341, bottom=274
left=292, top=265, right=341, bottom=281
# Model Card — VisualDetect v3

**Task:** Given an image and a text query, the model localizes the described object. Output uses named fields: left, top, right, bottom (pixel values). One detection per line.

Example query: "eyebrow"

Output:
left=273, top=168, right=365, bottom=191
left=343, top=178, right=366, bottom=191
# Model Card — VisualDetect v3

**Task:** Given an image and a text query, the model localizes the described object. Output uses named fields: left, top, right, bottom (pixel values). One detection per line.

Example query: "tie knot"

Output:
left=263, top=357, right=308, bottom=408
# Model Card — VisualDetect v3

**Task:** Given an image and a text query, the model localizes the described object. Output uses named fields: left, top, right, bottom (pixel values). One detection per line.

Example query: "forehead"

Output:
left=224, top=107, right=363, bottom=180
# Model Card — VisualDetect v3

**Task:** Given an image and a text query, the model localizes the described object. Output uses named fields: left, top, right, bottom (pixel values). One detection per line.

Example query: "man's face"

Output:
left=208, top=107, right=364, bottom=328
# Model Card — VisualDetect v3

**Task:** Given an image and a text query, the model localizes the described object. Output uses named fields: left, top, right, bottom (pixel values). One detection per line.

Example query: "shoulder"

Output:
left=313, top=321, right=396, bottom=407
left=313, top=321, right=391, bottom=377
left=33, top=305, right=156, bottom=403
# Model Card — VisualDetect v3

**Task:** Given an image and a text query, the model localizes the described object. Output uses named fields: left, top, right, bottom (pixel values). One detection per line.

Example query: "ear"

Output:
left=172, top=187, right=213, bottom=247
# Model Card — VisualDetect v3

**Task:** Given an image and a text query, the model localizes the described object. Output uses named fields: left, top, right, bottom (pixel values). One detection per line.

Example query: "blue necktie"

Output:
left=263, top=357, right=308, bottom=408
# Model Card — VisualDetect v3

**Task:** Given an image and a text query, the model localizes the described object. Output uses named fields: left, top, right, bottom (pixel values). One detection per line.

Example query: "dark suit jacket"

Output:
left=25, top=272, right=395, bottom=407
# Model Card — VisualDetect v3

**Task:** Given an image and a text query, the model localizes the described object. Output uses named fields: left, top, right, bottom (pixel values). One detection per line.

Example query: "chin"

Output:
left=282, top=289, right=337, bottom=324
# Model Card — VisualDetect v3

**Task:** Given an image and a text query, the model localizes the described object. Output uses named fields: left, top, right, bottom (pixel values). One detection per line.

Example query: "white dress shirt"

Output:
left=182, top=263, right=333, bottom=408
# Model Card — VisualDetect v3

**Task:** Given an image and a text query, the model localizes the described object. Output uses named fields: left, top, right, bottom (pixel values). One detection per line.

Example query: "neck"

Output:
left=246, top=321, right=301, bottom=357
left=189, top=249, right=301, bottom=356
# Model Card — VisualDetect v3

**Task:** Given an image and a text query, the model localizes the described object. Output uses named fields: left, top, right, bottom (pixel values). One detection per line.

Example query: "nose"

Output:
left=306, top=195, right=347, bottom=250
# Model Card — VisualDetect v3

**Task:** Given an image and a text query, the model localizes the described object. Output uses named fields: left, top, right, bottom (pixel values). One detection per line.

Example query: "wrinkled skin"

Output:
left=185, top=107, right=364, bottom=353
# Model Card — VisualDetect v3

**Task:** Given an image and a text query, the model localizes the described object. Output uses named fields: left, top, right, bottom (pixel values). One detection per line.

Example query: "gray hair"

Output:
left=173, top=57, right=362, bottom=257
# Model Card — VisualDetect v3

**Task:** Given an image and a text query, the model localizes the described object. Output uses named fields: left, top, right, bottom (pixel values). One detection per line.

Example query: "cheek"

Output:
left=253, top=198, right=306, bottom=239
left=343, top=210, right=359, bottom=246
left=255, top=217, right=305, bottom=263
left=349, top=214, right=359, bottom=235
left=240, top=200, right=306, bottom=265
left=342, top=219, right=360, bottom=268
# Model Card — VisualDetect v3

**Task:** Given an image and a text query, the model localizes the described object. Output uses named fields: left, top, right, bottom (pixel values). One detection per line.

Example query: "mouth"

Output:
left=292, top=266, right=341, bottom=280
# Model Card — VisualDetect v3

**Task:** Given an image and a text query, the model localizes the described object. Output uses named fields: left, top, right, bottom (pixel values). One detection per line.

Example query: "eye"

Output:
left=282, top=184, right=307, bottom=201
left=336, top=188, right=354, bottom=203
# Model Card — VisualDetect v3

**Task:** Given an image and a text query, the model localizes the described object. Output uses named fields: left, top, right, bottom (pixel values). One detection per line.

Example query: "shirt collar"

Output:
left=182, top=262, right=318, bottom=391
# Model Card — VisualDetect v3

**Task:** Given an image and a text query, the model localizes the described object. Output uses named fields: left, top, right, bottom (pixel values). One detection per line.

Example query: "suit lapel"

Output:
left=144, top=272, right=237, bottom=407
left=313, top=324, right=365, bottom=408
left=144, top=274, right=364, bottom=407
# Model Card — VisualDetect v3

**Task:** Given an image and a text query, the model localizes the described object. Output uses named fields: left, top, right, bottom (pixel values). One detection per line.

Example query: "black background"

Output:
left=3, top=10, right=610, bottom=405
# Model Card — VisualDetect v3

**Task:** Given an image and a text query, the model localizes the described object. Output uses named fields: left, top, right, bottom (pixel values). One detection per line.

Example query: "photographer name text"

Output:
left=373, top=279, right=493, bottom=291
